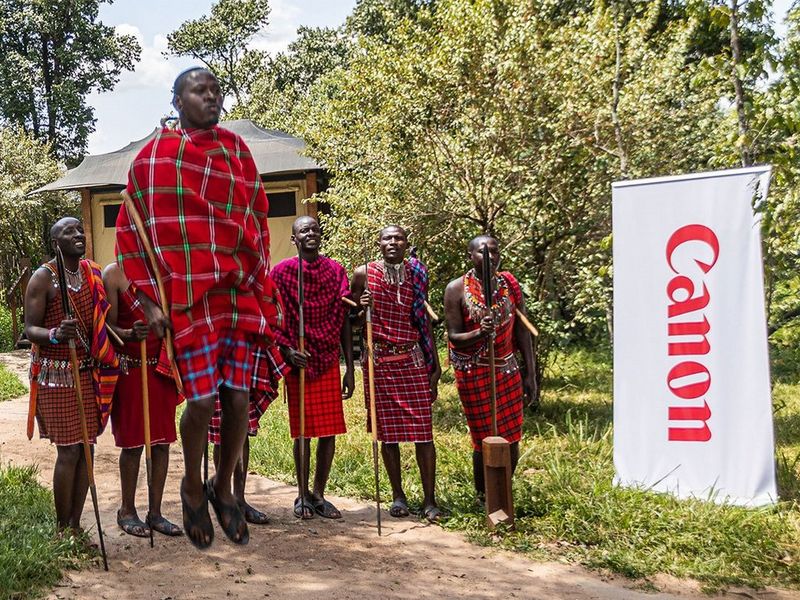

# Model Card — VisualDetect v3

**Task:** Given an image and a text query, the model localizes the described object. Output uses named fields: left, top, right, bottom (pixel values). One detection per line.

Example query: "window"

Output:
left=267, top=191, right=296, bottom=218
left=104, top=203, right=121, bottom=228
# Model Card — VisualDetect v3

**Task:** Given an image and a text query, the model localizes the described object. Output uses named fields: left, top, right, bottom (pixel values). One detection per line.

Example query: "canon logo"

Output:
left=665, top=224, right=719, bottom=442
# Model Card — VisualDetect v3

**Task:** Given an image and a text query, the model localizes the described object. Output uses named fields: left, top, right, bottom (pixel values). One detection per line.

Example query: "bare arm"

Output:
left=513, top=296, right=538, bottom=404
left=24, top=267, right=76, bottom=346
left=103, top=264, right=148, bottom=343
left=340, top=307, right=355, bottom=399
left=444, top=278, right=493, bottom=348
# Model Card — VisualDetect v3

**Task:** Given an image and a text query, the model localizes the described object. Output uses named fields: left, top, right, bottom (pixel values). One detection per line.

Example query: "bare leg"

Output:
left=310, top=436, right=341, bottom=518
left=179, top=395, right=215, bottom=547
left=53, top=444, right=81, bottom=530
left=292, top=437, right=313, bottom=518
left=118, top=447, right=143, bottom=519
left=68, top=445, right=92, bottom=531
left=416, top=442, right=440, bottom=521
left=237, top=437, right=269, bottom=524
left=472, top=450, right=485, bottom=499
left=150, top=444, right=170, bottom=517
left=381, top=442, right=408, bottom=517
left=510, top=441, right=520, bottom=474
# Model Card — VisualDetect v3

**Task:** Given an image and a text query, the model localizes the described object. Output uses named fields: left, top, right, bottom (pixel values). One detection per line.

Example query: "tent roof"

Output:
left=35, top=120, right=321, bottom=193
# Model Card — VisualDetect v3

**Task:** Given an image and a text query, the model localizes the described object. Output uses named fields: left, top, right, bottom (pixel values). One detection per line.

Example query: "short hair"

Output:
left=379, top=224, right=408, bottom=239
left=467, top=234, right=497, bottom=252
left=172, top=67, right=214, bottom=100
left=49, top=216, right=79, bottom=240
left=291, top=215, right=318, bottom=235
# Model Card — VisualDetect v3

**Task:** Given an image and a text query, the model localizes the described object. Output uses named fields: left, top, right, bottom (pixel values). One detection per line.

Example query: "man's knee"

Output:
left=56, top=444, right=82, bottom=464
left=220, top=385, right=249, bottom=411
left=184, top=395, right=215, bottom=421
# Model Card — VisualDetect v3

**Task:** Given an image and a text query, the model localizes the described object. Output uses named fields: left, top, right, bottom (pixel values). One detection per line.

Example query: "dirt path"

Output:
left=0, top=350, right=794, bottom=600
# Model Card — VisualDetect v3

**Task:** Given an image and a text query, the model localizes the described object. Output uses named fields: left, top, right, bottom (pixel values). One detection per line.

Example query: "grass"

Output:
left=0, top=464, right=90, bottom=600
left=0, top=362, right=26, bottom=402
left=248, top=347, right=800, bottom=591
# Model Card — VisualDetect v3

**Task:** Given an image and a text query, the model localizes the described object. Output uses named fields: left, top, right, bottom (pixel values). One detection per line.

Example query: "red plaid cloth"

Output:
left=449, top=271, right=525, bottom=450
left=272, top=256, right=349, bottom=380
left=33, top=272, right=100, bottom=445
left=116, top=126, right=276, bottom=352
left=111, top=285, right=179, bottom=449
left=209, top=342, right=286, bottom=444
left=363, top=262, right=434, bottom=443
left=285, top=362, right=346, bottom=439
left=176, top=329, right=253, bottom=404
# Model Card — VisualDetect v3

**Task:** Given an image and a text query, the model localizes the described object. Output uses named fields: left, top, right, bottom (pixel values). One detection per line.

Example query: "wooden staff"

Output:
left=55, top=247, right=108, bottom=571
left=481, top=245, right=498, bottom=436
left=296, top=241, right=308, bottom=518
left=363, top=242, right=382, bottom=536
left=140, top=339, right=154, bottom=547
left=120, top=191, right=183, bottom=396
left=515, top=309, right=539, bottom=337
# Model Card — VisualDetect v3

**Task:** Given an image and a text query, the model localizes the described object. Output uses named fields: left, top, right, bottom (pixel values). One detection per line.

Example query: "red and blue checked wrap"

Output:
left=115, top=125, right=276, bottom=352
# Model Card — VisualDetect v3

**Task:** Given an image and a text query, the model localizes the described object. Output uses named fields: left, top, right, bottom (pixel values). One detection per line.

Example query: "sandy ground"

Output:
left=0, top=350, right=796, bottom=600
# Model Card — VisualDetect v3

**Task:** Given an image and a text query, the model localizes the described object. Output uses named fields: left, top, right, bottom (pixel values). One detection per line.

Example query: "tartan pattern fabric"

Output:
left=34, top=274, right=100, bottom=445
left=407, top=257, right=435, bottom=374
left=111, top=284, right=179, bottom=449
left=364, top=261, right=434, bottom=443
left=175, top=329, right=254, bottom=404
left=450, top=271, right=525, bottom=450
left=116, top=126, right=275, bottom=352
left=285, top=362, right=346, bottom=439
left=272, top=256, right=349, bottom=380
left=209, top=342, right=287, bottom=444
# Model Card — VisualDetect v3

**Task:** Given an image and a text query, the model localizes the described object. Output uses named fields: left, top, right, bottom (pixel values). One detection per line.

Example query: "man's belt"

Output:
left=449, top=348, right=518, bottom=373
left=371, top=341, right=422, bottom=365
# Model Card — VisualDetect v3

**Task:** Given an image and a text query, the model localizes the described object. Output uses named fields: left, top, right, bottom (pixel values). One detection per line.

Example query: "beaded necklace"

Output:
left=463, top=268, right=513, bottom=325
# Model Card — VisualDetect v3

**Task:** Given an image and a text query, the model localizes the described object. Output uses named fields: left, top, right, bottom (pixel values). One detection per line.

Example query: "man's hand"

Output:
left=359, top=289, right=373, bottom=309
left=281, top=346, right=309, bottom=369
left=138, top=294, right=170, bottom=339
left=523, top=372, right=539, bottom=411
left=479, top=315, right=494, bottom=337
left=342, top=367, right=355, bottom=399
left=429, top=366, right=441, bottom=402
left=128, top=319, right=150, bottom=342
left=56, top=318, right=78, bottom=341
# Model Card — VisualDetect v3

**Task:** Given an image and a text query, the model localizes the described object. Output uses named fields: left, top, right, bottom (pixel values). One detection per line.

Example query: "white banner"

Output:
left=612, top=166, right=777, bottom=506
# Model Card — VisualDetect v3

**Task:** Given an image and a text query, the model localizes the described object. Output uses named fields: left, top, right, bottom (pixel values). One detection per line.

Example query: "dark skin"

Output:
left=280, top=216, right=354, bottom=518
left=102, top=263, right=180, bottom=537
left=23, top=218, right=91, bottom=532
left=350, top=226, right=441, bottom=519
left=138, top=69, right=249, bottom=547
left=443, top=236, right=537, bottom=498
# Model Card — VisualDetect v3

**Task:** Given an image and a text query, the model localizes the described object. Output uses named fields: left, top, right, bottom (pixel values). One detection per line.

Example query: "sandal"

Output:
left=311, top=497, right=342, bottom=519
left=389, top=499, right=410, bottom=518
left=422, top=505, right=444, bottom=523
left=180, top=477, right=214, bottom=549
left=240, top=502, right=270, bottom=525
left=293, top=496, right=315, bottom=519
left=147, top=514, right=183, bottom=537
left=206, top=478, right=249, bottom=545
left=117, top=510, right=150, bottom=538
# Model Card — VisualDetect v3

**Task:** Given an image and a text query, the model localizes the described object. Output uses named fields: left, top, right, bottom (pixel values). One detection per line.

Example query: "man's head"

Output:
left=467, top=234, right=500, bottom=273
left=291, top=216, right=322, bottom=253
left=50, top=217, right=85, bottom=258
left=378, top=225, right=408, bottom=264
left=172, top=67, right=223, bottom=130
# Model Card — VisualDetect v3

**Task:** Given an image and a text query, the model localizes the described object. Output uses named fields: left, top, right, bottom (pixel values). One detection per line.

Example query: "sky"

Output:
left=86, top=0, right=356, bottom=155
left=87, top=0, right=794, bottom=157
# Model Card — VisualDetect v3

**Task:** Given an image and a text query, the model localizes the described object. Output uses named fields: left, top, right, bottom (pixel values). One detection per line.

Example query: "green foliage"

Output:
left=166, top=0, right=270, bottom=105
left=0, top=464, right=90, bottom=599
left=250, top=352, right=800, bottom=590
left=0, top=362, right=26, bottom=402
left=0, top=0, right=141, bottom=163
left=0, top=126, right=78, bottom=293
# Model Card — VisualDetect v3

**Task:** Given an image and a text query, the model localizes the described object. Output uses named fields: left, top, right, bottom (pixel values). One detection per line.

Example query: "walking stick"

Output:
left=296, top=241, right=308, bottom=518
left=55, top=247, right=108, bottom=570
left=363, top=242, right=382, bottom=536
left=481, top=245, right=498, bottom=436
left=140, top=339, right=154, bottom=548
left=479, top=244, right=515, bottom=530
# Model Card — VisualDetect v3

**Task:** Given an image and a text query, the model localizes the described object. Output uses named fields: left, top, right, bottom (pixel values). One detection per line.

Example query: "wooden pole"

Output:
left=481, top=245, right=498, bottom=436
left=140, top=339, right=154, bottom=547
left=296, top=242, right=308, bottom=518
left=363, top=244, right=382, bottom=536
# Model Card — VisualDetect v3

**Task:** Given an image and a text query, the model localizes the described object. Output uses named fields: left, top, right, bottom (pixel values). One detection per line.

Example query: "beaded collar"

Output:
left=463, top=268, right=513, bottom=325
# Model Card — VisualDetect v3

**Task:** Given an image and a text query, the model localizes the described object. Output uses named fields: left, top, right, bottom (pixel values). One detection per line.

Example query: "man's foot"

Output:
left=206, top=478, right=249, bottom=545
left=180, top=477, right=214, bottom=549
left=389, top=498, right=410, bottom=518
left=311, top=496, right=342, bottom=519
left=293, top=496, right=314, bottom=519
left=239, top=501, right=270, bottom=525
left=117, top=510, right=150, bottom=538
left=421, top=505, right=444, bottom=523
left=147, top=513, right=183, bottom=536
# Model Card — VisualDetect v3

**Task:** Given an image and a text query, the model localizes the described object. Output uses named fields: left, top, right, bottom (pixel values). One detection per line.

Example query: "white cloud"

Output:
left=114, top=24, right=184, bottom=90
left=250, top=0, right=302, bottom=55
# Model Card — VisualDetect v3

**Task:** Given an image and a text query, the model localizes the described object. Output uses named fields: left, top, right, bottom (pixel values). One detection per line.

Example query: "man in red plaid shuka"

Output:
left=116, top=68, right=275, bottom=549
left=444, top=235, right=537, bottom=502
left=351, top=225, right=443, bottom=522
left=272, top=216, right=355, bottom=520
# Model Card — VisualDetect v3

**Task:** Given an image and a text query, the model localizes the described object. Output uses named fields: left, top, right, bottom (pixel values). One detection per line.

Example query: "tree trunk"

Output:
left=611, top=24, right=629, bottom=178
left=730, top=0, right=752, bottom=167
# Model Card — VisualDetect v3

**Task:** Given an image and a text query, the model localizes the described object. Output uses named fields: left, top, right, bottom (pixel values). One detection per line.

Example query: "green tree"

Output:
left=166, top=0, right=270, bottom=105
left=0, top=0, right=140, bottom=164
left=0, top=126, right=78, bottom=291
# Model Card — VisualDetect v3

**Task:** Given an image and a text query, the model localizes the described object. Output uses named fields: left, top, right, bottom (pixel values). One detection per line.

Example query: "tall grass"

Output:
left=0, top=464, right=90, bottom=600
left=0, top=362, right=27, bottom=402
left=248, top=348, right=800, bottom=590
